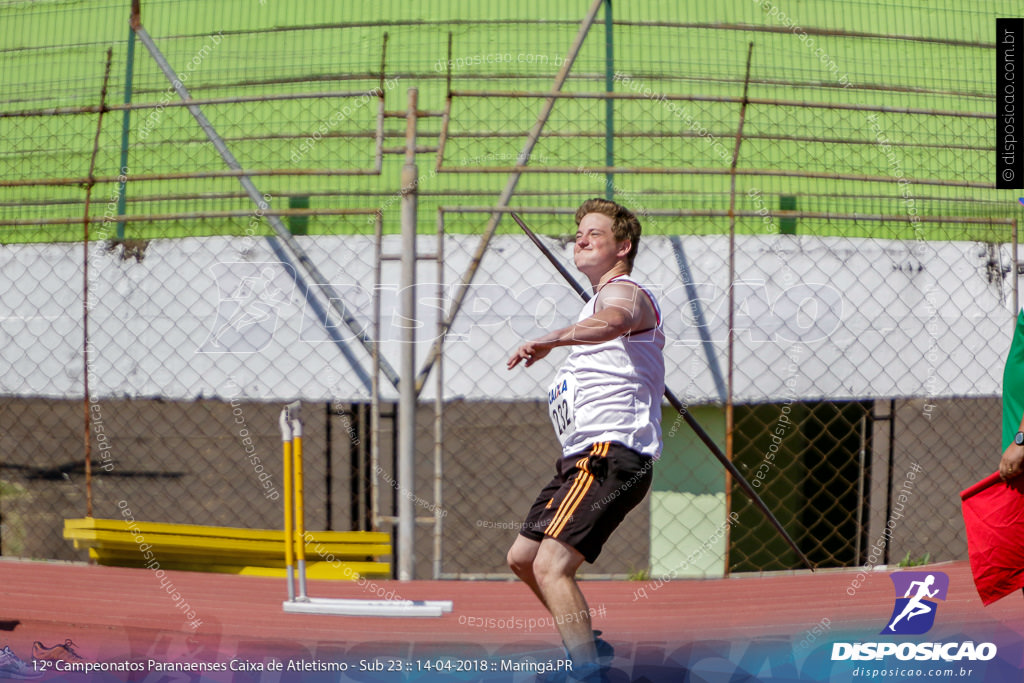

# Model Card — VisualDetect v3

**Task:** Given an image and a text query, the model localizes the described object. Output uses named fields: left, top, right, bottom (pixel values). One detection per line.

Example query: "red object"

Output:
left=960, top=471, right=1024, bottom=605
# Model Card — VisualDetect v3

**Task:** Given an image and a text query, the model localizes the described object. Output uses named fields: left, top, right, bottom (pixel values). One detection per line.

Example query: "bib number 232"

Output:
left=548, top=375, right=576, bottom=445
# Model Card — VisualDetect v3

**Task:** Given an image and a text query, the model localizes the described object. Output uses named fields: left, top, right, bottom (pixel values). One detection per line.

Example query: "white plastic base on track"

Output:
left=282, top=597, right=454, bottom=617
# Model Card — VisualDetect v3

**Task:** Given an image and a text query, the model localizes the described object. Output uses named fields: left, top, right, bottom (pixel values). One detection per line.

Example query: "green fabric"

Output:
left=1002, top=309, right=1024, bottom=451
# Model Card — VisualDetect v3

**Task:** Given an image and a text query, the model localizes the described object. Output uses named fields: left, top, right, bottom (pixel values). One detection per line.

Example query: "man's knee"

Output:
left=532, top=550, right=575, bottom=588
left=507, top=539, right=536, bottom=575
left=507, top=547, right=525, bottom=574
left=532, top=557, right=557, bottom=588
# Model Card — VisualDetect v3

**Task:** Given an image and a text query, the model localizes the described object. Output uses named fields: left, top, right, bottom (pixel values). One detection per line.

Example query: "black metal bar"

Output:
left=885, top=398, right=896, bottom=566
left=510, top=211, right=815, bottom=572
left=325, top=402, right=333, bottom=531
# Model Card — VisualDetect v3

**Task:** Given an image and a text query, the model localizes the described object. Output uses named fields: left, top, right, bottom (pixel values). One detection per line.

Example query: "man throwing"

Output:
left=507, top=198, right=665, bottom=677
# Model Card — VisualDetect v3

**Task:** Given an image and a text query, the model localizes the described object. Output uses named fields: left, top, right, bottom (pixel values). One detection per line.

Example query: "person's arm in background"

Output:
left=999, top=417, right=1024, bottom=480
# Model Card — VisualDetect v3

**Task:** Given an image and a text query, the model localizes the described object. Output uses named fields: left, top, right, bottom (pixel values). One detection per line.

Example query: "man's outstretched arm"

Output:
left=507, top=281, right=655, bottom=369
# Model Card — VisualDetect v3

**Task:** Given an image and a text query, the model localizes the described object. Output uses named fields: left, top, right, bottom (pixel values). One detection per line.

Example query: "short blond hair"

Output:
left=574, top=198, right=642, bottom=269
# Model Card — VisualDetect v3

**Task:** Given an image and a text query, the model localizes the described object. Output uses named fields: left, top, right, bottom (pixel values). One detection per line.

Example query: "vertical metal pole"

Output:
left=116, top=27, right=135, bottom=240
left=446, top=32, right=453, bottom=98
left=885, top=398, right=895, bottom=566
left=291, top=405, right=308, bottom=600
left=724, top=42, right=754, bottom=575
left=603, top=0, right=614, bottom=200
left=371, top=214, right=383, bottom=533
left=1013, top=218, right=1018, bottom=314
left=324, top=402, right=332, bottom=531
left=855, top=415, right=866, bottom=566
left=433, top=208, right=445, bottom=579
left=374, top=33, right=388, bottom=174
left=83, top=49, right=114, bottom=519
left=356, top=404, right=368, bottom=532
left=398, top=88, right=419, bottom=581
left=280, top=407, right=295, bottom=601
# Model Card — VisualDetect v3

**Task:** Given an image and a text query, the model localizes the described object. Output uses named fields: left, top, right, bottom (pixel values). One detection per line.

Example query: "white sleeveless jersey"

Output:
left=547, top=275, right=666, bottom=459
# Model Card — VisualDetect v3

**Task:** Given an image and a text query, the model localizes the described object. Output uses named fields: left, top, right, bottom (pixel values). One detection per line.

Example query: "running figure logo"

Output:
left=197, top=262, right=293, bottom=353
left=881, top=571, right=949, bottom=635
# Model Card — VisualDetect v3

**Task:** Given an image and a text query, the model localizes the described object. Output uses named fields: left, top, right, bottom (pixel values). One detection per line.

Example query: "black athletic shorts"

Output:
left=518, top=441, right=654, bottom=563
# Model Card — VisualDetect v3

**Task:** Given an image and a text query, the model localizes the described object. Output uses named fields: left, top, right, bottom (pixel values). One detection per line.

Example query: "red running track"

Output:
left=0, top=558, right=1021, bottom=678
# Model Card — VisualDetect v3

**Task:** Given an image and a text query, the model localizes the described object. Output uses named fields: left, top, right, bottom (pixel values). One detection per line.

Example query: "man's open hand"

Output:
left=507, top=340, right=553, bottom=369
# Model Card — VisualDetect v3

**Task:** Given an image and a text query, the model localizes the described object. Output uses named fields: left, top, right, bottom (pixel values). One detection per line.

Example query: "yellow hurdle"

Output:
left=291, top=402, right=307, bottom=600
left=279, top=401, right=452, bottom=616
left=280, top=401, right=307, bottom=601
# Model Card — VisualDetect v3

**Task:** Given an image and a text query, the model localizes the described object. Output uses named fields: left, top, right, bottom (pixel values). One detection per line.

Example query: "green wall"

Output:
left=651, top=405, right=728, bottom=578
left=0, top=1, right=1013, bottom=244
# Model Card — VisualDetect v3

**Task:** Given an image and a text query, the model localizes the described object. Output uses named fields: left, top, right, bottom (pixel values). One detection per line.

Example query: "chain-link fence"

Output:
left=0, top=0, right=1016, bottom=580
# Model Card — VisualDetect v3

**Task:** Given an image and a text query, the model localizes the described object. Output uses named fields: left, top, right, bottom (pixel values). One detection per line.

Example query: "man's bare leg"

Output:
left=507, top=535, right=550, bottom=609
left=532, top=537, right=597, bottom=665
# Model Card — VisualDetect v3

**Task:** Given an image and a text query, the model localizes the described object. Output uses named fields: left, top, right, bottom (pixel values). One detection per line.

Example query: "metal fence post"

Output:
left=398, top=88, right=419, bottom=580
